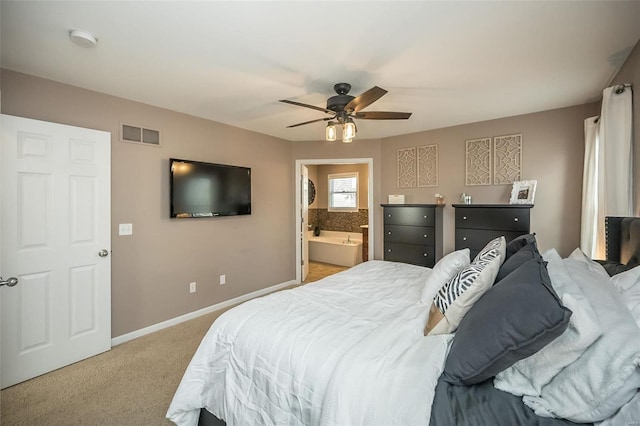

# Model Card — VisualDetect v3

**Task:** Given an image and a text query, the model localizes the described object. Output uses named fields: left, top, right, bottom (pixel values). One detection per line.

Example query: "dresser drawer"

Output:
left=384, top=206, right=435, bottom=227
left=455, top=208, right=530, bottom=232
left=384, top=242, right=435, bottom=267
left=455, top=229, right=527, bottom=250
left=384, top=225, right=435, bottom=245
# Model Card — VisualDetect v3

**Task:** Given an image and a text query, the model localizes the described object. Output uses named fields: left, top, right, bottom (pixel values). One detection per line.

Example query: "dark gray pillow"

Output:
left=495, top=243, right=541, bottom=283
left=598, top=260, right=639, bottom=276
left=505, top=234, right=537, bottom=260
left=442, top=258, right=572, bottom=386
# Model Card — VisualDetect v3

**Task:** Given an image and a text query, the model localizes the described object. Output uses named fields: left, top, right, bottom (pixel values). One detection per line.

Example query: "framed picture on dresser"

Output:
left=510, top=180, right=537, bottom=204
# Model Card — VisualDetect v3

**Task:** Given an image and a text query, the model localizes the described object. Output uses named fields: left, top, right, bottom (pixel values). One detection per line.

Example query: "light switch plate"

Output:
left=119, top=223, right=133, bottom=236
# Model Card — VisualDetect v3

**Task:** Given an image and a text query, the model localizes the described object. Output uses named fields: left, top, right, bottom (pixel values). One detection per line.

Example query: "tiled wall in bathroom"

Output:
left=308, top=209, right=368, bottom=233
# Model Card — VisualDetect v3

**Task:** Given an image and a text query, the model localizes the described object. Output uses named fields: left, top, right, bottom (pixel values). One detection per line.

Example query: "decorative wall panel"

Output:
left=465, top=138, right=492, bottom=186
left=493, top=134, right=522, bottom=185
left=397, top=147, right=416, bottom=188
left=417, top=144, right=438, bottom=187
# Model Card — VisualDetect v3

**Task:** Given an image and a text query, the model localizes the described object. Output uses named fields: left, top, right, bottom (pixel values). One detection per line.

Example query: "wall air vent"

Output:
left=120, top=124, right=161, bottom=147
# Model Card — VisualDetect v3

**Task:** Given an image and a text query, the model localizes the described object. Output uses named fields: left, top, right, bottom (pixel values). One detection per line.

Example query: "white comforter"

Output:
left=167, top=260, right=452, bottom=426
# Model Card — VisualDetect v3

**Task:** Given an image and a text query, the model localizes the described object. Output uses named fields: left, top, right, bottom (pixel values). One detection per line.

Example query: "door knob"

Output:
left=98, top=249, right=109, bottom=257
left=0, top=276, right=18, bottom=287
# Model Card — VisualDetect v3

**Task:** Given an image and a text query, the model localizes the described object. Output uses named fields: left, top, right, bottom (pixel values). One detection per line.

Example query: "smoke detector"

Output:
left=69, top=30, right=97, bottom=48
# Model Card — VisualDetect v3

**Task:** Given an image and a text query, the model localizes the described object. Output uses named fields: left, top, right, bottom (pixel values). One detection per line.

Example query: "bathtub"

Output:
left=308, top=231, right=363, bottom=267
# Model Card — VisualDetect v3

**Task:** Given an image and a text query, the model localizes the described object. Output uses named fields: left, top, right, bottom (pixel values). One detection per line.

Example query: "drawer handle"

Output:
left=388, top=231, right=392, bottom=235
left=463, top=216, right=467, bottom=220
left=423, top=253, right=428, bottom=257
left=388, top=249, right=392, bottom=253
left=463, top=237, right=467, bottom=241
left=423, top=234, right=427, bottom=238
left=514, top=217, right=519, bottom=222
left=388, top=214, right=392, bottom=218
left=423, top=215, right=427, bottom=218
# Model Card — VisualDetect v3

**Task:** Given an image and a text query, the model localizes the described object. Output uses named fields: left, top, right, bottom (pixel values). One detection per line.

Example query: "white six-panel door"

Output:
left=1, top=114, right=111, bottom=388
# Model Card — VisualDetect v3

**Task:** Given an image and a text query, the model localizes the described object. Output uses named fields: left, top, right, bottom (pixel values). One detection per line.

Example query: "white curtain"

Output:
left=581, top=116, right=602, bottom=258
left=581, top=84, right=633, bottom=259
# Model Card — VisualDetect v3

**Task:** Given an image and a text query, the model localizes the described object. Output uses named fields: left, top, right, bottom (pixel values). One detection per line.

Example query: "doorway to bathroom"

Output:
left=295, top=158, right=374, bottom=284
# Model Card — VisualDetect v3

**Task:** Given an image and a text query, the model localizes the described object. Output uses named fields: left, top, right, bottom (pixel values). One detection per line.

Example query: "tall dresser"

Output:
left=381, top=204, right=444, bottom=268
left=453, top=204, right=533, bottom=259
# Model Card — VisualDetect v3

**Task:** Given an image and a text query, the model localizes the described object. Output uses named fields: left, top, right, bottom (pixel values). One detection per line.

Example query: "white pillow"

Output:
left=610, top=265, right=640, bottom=327
left=597, top=390, right=640, bottom=426
left=420, top=248, right=470, bottom=305
left=427, top=237, right=504, bottom=335
left=541, top=248, right=562, bottom=263
left=495, top=293, right=602, bottom=396
left=494, top=254, right=603, bottom=396
left=523, top=257, right=640, bottom=422
left=568, top=247, right=610, bottom=279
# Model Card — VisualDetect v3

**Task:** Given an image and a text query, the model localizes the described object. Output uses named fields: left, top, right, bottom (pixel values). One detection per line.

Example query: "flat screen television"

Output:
left=170, top=158, right=251, bottom=218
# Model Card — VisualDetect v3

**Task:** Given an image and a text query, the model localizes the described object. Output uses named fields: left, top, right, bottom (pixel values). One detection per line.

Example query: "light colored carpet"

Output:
left=0, top=261, right=347, bottom=425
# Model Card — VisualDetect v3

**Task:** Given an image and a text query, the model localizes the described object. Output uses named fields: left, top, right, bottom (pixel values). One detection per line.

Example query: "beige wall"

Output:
left=1, top=69, right=295, bottom=337
left=292, top=104, right=599, bottom=259
left=610, top=41, right=640, bottom=216
left=1, top=67, right=614, bottom=337
left=380, top=104, right=600, bottom=257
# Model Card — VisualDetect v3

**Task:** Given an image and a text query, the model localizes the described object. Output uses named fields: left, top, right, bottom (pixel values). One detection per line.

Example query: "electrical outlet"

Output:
left=219, top=274, right=226, bottom=285
left=189, top=281, right=196, bottom=293
left=118, top=223, right=133, bottom=236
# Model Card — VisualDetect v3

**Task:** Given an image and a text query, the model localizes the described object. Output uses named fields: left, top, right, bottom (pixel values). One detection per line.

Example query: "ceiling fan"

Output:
left=279, top=83, right=412, bottom=142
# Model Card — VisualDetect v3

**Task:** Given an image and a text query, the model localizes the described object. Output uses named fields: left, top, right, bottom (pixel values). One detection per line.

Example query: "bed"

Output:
left=167, top=218, right=640, bottom=426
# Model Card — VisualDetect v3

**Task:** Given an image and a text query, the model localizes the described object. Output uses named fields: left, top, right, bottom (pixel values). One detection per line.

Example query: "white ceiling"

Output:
left=2, top=1, right=639, bottom=142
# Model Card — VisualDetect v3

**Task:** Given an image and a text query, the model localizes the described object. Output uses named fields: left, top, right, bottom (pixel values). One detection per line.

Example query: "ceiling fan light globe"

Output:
left=343, top=122, right=356, bottom=140
left=326, top=123, right=337, bottom=141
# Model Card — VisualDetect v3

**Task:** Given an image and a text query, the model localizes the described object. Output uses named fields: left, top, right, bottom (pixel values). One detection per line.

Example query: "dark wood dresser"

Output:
left=381, top=204, right=444, bottom=267
left=453, top=204, right=533, bottom=258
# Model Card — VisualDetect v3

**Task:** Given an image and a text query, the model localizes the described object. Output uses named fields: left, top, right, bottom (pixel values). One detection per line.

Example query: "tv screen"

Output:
left=170, top=158, right=251, bottom=218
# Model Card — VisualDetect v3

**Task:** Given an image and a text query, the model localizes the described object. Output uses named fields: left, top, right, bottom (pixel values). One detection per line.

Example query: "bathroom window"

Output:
left=328, top=172, right=358, bottom=212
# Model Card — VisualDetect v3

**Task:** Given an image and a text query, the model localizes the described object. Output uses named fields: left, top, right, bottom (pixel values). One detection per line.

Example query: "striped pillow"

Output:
left=426, top=237, right=505, bottom=335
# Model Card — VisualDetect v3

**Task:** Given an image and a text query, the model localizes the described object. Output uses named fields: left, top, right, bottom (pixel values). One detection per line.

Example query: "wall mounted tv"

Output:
left=170, top=158, right=251, bottom=218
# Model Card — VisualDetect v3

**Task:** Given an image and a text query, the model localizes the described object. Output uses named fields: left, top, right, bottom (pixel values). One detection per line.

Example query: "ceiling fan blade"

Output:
left=345, top=86, right=388, bottom=113
left=279, top=99, right=333, bottom=114
left=286, top=116, right=335, bottom=128
left=354, top=111, right=412, bottom=120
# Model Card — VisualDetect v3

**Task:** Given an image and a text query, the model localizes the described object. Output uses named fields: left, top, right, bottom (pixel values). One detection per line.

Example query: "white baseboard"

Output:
left=111, top=279, right=299, bottom=347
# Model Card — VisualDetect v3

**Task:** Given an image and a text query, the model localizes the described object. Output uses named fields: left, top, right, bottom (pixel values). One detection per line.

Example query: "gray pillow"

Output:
left=599, top=260, right=638, bottom=276
left=442, top=258, right=572, bottom=386
left=495, top=243, right=541, bottom=283
left=505, top=233, right=537, bottom=260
